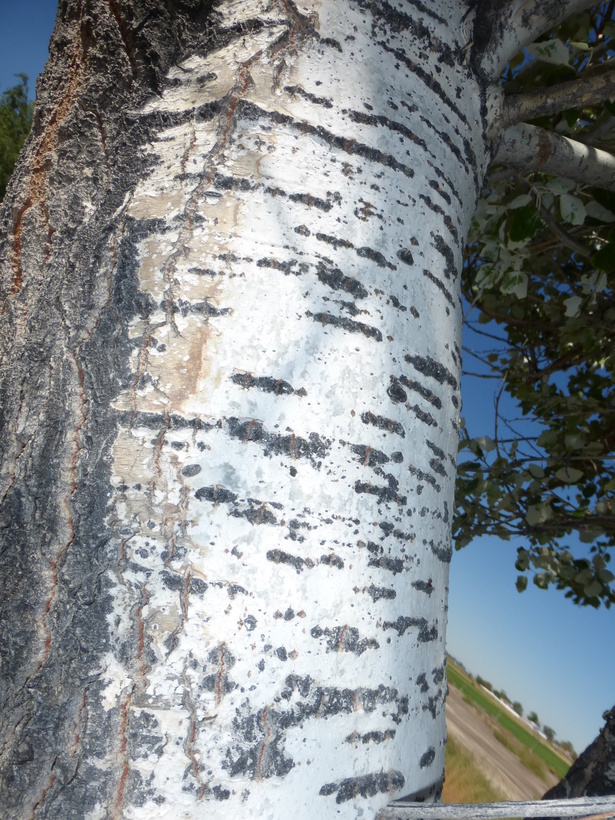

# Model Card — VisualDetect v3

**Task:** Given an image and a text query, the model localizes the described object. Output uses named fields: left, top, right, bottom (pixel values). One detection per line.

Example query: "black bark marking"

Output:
left=410, top=405, right=438, bottom=428
left=408, top=464, right=440, bottom=492
left=210, top=172, right=335, bottom=212
left=387, top=378, right=407, bottom=403
left=310, top=625, right=379, bottom=655
left=350, top=444, right=390, bottom=468
left=429, top=537, right=452, bottom=563
left=227, top=677, right=407, bottom=781
left=389, top=294, right=407, bottom=312
left=238, top=101, right=415, bottom=178
left=367, top=555, right=404, bottom=575
left=316, top=262, right=368, bottom=299
left=426, top=440, right=446, bottom=460
left=311, top=312, right=382, bottom=342
left=418, top=194, right=459, bottom=243
left=319, top=36, right=343, bottom=52
left=195, top=485, right=238, bottom=504
left=399, top=375, right=442, bottom=409
left=420, top=747, right=436, bottom=768
left=315, top=232, right=354, bottom=251
left=405, top=353, right=458, bottom=390
left=181, top=464, right=201, bottom=477
left=231, top=372, right=303, bottom=396
left=266, top=549, right=306, bottom=573
left=355, top=480, right=407, bottom=507
left=361, top=411, right=405, bottom=438
left=412, top=580, right=434, bottom=596
left=256, top=257, right=305, bottom=275
left=356, top=245, right=395, bottom=269
left=366, top=584, right=397, bottom=602
left=284, top=84, right=333, bottom=108
left=320, top=553, right=344, bottom=569
left=377, top=41, right=471, bottom=131
left=288, top=191, right=335, bottom=211
left=383, top=617, right=438, bottom=642
left=397, top=248, right=414, bottom=266
left=429, top=458, right=447, bottom=477
left=226, top=417, right=330, bottom=464
left=432, top=234, right=458, bottom=282
left=194, top=486, right=279, bottom=525
left=320, top=770, right=405, bottom=804
left=345, top=729, right=396, bottom=744
left=172, top=299, right=230, bottom=318
left=428, top=179, right=451, bottom=205
left=347, top=109, right=429, bottom=153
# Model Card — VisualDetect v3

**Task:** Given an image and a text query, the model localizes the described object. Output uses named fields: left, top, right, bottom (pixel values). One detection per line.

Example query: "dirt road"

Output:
left=446, top=684, right=560, bottom=800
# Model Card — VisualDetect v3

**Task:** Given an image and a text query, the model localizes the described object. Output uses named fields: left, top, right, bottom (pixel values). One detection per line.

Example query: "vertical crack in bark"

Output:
left=4, top=37, right=83, bottom=311
left=114, top=686, right=136, bottom=819
left=103, top=0, right=139, bottom=80
left=28, top=769, right=57, bottom=819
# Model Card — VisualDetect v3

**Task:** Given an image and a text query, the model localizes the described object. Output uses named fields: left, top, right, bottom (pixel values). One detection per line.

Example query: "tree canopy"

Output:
left=0, top=74, right=34, bottom=201
left=455, top=3, right=615, bottom=609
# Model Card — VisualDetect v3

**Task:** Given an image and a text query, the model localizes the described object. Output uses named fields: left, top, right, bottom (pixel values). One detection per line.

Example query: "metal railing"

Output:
left=378, top=795, right=615, bottom=820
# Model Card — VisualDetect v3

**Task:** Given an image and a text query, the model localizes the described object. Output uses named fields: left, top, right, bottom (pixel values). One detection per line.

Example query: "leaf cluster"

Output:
left=0, top=74, right=34, bottom=201
left=456, top=5, right=615, bottom=608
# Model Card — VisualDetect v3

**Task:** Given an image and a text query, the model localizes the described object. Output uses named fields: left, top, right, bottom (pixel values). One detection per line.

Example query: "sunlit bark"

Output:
left=0, top=1, right=496, bottom=818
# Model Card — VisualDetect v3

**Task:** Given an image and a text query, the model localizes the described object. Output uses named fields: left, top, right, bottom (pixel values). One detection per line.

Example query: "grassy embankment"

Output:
left=443, top=735, right=507, bottom=803
left=446, top=659, right=570, bottom=780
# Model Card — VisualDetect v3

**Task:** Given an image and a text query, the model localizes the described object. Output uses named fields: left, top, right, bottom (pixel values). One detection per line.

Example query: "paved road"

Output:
left=446, top=684, right=560, bottom=800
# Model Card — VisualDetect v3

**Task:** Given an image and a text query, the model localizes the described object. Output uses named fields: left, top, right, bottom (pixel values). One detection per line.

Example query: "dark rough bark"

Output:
left=0, top=2, right=216, bottom=816
left=542, top=707, right=615, bottom=807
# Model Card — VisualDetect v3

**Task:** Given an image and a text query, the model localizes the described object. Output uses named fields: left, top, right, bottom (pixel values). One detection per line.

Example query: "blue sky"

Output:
left=2, top=0, right=613, bottom=757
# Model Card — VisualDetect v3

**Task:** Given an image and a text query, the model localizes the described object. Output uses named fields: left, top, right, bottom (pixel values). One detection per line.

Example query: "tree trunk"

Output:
left=0, top=1, right=492, bottom=817
left=541, top=707, right=615, bottom=809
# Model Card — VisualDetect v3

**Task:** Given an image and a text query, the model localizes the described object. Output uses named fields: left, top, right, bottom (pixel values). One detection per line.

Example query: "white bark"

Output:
left=97, top=1, right=489, bottom=817
left=494, top=123, right=615, bottom=191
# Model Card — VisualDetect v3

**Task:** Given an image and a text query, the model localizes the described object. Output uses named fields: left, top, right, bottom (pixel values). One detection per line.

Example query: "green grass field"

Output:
left=447, top=660, right=570, bottom=780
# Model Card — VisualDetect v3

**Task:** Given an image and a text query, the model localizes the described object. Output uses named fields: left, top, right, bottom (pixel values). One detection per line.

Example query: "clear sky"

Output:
left=1, top=0, right=613, bottom=759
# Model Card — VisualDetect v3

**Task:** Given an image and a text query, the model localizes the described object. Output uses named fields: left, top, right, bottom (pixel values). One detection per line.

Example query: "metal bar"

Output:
left=378, top=795, right=615, bottom=820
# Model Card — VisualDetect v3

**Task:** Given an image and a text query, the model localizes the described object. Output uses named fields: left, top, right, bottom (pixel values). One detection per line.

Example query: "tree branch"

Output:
left=477, top=0, right=598, bottom=80
left=502, top=69, right=615, bottom=129
left=493, top=123, right=615, bottom=191
left=537, top=204, right=594, bottom=257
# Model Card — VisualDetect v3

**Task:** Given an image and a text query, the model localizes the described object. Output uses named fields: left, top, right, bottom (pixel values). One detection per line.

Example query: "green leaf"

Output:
left=564, top=295, right=583, bottom=317
left=526, top=39, right=570, bottom=65
left=516, top=575, right=528, bottom=592
left=585, top=200, right=615, bottom=222
left=475, top=436, right=496, bottom=452
left=555, top=466, right=584, bottom=483
left=507, top=206, right=542, bottom=242
left=509, top=194, right=532, bottom=209
left=526, top=503, right=552, bottom=526
left=559, top=194, right=586, bottom=225
left=591, top=243, right=615, bottom=273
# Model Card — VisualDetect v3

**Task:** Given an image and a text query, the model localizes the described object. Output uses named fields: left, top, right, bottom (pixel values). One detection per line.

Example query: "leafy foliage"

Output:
left=0, top=74, right=34, bottom=201
left=456, top=5, right=615, bottom=608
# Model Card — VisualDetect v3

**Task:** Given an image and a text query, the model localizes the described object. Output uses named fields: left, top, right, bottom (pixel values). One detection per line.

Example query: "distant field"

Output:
left=447, top=660, right=570, bottom=780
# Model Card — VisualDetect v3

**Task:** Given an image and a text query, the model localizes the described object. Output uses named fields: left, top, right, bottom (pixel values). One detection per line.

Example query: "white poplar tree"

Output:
left=0, top=1, right=609, bottom=817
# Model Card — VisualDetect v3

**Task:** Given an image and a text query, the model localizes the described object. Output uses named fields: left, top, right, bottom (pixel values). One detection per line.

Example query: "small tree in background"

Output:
left=544, top=725, right=556, bottom=743
left=513, top=701, right=524, bottom=717
left=529, top=711, right=540, bottom=726
left=0, top=74, right=34, bottom=200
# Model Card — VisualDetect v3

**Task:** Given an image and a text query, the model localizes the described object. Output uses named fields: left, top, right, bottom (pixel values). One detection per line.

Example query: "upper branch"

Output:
left=502, top=68, right=615, bottom=129
left=493, top=122, right=615, bottom=191
left=475, top=0, right=598, bottom=80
